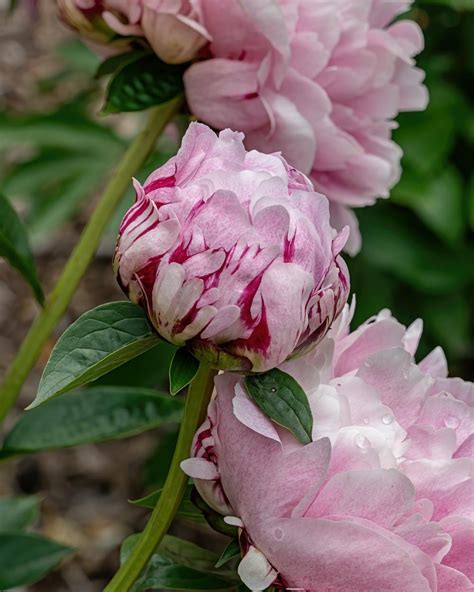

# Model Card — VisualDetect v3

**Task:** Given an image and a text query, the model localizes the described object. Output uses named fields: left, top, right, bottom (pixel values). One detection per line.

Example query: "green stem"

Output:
left=0, top=98, right=183, bottom=423
left=104, top=363, right=216, bottom=592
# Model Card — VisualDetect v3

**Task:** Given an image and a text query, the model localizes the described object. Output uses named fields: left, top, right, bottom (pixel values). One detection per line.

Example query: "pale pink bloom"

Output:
left=142, top=1, right=209, bottom=64
left=185, top=0, right=429, bottom=254
left=114, top=122, right=349, bottom=372
left=183, top=303, right=473, bottom=591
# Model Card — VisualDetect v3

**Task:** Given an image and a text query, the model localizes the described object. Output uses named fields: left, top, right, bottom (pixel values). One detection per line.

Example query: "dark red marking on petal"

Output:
left=169, top=241, right=190, bottom=265
left=231, top=301, right=271, bottom=355
left=186, top=198, right=207, bottom=223
left=132, top=217, right=160, bottom=244
left=135, top=256, right=162, bottom=303
left=171, top=304, right=199, bottom=338
left=144, top=173, right=176, bottom=194
left=120, top=199, right=149, bottom=232
left=284, top=234, right=296, bottom=262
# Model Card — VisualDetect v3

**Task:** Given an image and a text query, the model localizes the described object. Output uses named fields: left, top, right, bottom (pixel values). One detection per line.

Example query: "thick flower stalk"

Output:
left=183, top=304, right=473, bottom=591
left=184, top=0, right=429, bottom=253
left=114, top=122, right=349, bottom=372
left=57, top=0, right=208, bottom=63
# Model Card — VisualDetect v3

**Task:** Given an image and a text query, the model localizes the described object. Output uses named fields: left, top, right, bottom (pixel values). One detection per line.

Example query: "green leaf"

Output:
left=215, top=540, right=241, bottom=568
left=169, top=348, right=200, bottom=396
left=131, top=555, right=235, bottom=591
left=131, top=483, right=205, bottom=523
left=121, top=535, right=236, bottom=592
left=96, top=51, right=147, bottom=79
left=3, top=386, right=182, bottom=453
left=0, top=496, right=40, bottom=532
left=0, top=193, right=43, bottom=304
left=0, top=533, right=72, bottom=588
left=102, top=54, right=185, bottom=114
left=95, top=343, right=177, bottom=390
left=30, top=302, right=161, bottom=408
left=245, top=369, right=313, bottom=445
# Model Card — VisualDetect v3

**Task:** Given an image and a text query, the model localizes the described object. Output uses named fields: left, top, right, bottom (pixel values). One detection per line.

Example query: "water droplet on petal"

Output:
left=362, top=418, right=370, bottom=425
left=444, top=415, right=460, bottom=429
left=382, top=414, right=393, bottom=425
left=403, top=368, right=410, bottom=380
left=273, top=527, right=284, bottom=541
left=364, top=361, right=373, bottom=368
left=355, top=433, right=370, bottom=449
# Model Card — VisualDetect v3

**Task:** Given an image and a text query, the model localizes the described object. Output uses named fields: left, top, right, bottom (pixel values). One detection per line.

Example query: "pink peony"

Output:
left=141, top=1, right=209, bottom=64
left=57, top=0, right=208, bottom=64
left=184, top=0, right=429, bottom=254
left=57, top=0, right=142, bottom=47
left=114, top=122, right=349, bottom=372
left=183, top=303, right=473, bottom=590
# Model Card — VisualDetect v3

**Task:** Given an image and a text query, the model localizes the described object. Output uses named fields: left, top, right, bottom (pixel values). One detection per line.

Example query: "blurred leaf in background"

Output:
left=349, top=1, right=474, bottom=377
left=0, top=38, right=178, bottom=246
left=0, top=40, right=125, bottom=242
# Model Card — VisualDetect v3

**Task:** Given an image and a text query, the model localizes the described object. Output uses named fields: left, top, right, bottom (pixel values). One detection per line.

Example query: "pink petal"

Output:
left=253, top=516, right=433, bottom=591
left=306, top=468, right=415, bottom=528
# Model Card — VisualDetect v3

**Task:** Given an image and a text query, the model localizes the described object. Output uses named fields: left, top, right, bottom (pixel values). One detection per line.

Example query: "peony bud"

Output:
left=183, top=305, right=473, bottom=591
left=141, top=0, right=208, bottom=64
left=57, top=0, right=142, bottom=47
left=114, top=122, right=349, bottom=372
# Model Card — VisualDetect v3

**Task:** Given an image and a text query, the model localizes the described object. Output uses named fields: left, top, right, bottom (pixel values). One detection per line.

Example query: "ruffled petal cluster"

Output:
left=184, top=0, right=428, bottom=252
left=114, top=123, right=349, bottom=372
left=57, top=0, right=207, bottom=63
left=183, top=304, right=473, bottom=590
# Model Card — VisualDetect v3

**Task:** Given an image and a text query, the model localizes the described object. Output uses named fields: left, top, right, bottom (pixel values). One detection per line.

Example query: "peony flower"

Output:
left=57, top=0, right=143, bottom=47
left=184, top=0, right=429, bottom=254
left=182, top=303, right=473, bottom=591
left=141, top=1, right=209, bottom=64
left=114, top=122, right=349, bottom=372
left=57, top=0, right=208, bottom=63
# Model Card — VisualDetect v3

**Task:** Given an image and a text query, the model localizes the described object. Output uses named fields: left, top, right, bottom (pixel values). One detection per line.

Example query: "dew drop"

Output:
left=382, top=414, right=393, bottom=425
left=364, top=361, right=373, bottom=368
left=273, top=527, right=284, bottom=541
left=444, top=415, right=460, bottom=429
left=270, top=387, right=277, bottom=393
left=403, top=368, right=410, bottom=380
left=362, top=418, right=370, bottom=425
left=354, top=433, right=370, bottom=449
